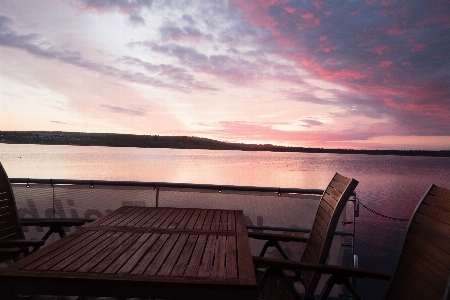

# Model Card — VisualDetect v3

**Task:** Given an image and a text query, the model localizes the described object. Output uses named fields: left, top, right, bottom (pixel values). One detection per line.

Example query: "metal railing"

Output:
left=10, top=177, right=358, bottom=267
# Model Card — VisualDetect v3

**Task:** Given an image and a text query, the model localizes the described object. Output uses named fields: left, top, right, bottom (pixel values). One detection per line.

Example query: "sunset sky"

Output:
left=1, top=0, right=449, bottom=150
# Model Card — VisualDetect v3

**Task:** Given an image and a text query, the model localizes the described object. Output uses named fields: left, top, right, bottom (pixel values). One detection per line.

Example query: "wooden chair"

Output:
left=0, top=162, right=93, bottom=262
left=251, top=173, right=359, bottom=300
left=258, top=184, right=450, bottom=300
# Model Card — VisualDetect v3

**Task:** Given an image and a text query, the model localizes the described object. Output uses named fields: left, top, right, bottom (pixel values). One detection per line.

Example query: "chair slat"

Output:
left=423, top=194, right=450, bottom=213
left=429, top=185, right=450, bottom=200
left=395, top=260, right=443, bottom=299
left=413, top=212, right=450, bottom=240
left=398, top=250, right=447, bottom=295
left=407, top=224, right=450, bottom=268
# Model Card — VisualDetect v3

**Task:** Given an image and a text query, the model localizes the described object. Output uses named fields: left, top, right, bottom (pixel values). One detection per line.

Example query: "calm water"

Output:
left=1, top=143, right=450, bottom=299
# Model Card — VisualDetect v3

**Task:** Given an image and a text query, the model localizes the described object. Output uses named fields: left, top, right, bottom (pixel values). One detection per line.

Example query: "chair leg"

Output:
left=259, top=240, right=290, bottom=260
left=318, top=275, right=337, bottom=300
left=277, top=269, right=302, bottom=300
left=274, top=242, right=290, bottom=260
left=318, top=275, right=363, bottom=300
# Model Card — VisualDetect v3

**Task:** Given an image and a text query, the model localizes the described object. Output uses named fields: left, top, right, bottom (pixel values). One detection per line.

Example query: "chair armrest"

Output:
left=252, top=256, right=391, bottom=281
left=20, top=218, right=95, bottom=227
left=248, top=232, right=309, bottom=243
left=0, top=239, right=45, bottom=248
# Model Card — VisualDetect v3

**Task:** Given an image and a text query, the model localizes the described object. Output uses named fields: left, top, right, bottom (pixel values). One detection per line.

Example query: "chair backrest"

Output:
left=0, top=162, right=25, bottom=241
left=301, top=173, right=358, bottom=297
left=385, top=184, right=450, bottom=300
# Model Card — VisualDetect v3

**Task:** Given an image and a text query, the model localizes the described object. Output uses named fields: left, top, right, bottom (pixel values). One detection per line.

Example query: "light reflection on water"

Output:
left=1, top=143, right=450, bottom=299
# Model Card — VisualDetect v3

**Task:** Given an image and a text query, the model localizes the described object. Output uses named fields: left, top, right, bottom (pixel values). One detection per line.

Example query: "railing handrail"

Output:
left=10, top=178, right=327, bottom=195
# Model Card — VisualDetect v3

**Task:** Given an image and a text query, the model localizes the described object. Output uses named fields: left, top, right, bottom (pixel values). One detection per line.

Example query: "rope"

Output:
left=357, top=198, right=410, bottom=221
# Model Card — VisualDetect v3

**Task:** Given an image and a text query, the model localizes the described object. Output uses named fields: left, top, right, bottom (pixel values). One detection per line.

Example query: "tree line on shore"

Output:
left=1, top=131, right=449, bottom=157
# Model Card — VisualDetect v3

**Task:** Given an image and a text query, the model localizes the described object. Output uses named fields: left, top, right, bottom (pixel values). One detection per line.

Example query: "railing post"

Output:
left=51, top=179, right=55, bottom=218
left=155, top=186, right=159, bottom=208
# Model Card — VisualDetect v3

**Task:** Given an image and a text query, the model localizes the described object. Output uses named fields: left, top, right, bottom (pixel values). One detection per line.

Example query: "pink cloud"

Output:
left=284, top=7, right=296, bottom=14
left=411, top=44, right=427, bottom=52
left=373, top=45, right=390, bottom=55
left=387, top=26, right=406, bottom=36
left=379, top=60, right=393, bottom=67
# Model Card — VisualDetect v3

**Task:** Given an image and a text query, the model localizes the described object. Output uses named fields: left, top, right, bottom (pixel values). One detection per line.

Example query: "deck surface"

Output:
left=0, top=207, right=257, bottom=300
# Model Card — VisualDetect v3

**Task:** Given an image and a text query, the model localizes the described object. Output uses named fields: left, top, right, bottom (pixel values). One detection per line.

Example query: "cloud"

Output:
left=230, top=0, right=450, bottom=136
left=0, top=15, right=214, bottom=92
left=100, top=104, right=146, bottom=116
left=78, top=0, right=153, bottom=25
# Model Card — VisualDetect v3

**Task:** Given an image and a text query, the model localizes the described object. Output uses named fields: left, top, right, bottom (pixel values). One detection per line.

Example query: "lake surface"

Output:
left=1, top=143, right=450, bottom=299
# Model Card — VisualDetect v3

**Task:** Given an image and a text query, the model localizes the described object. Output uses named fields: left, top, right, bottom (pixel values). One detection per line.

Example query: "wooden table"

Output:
left=0, top=206, right=257, bottom=299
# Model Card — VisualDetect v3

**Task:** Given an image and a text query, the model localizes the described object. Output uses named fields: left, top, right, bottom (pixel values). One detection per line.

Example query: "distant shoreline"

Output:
left=1, top=131, right=449, bottom=157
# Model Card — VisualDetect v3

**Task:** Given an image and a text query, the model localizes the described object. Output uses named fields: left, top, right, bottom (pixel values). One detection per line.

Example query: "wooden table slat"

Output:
left=21, top=230, right=99, bottom=270
left=211, top=235, right=227, bottom=278
left=133, top=207, right=161, bottom=227
left=202, top=210, right=215, bottom=230
left=227, top=211, right=236, bottom=231
left=157, top=234, right=189, bottom=276
left=45, top=231, right=115, bottom=271
left=175, top=209, right=194, bottom=229
left=211, top=210, right=221, bottom=231
left=219, top=210, right=228, bottom=231
left=170, top=235, right=199, bottom=277
left=147, top=208, right=175, bottom=229
left=184, top=235, right=208, bottom=277
left=193, top=209, right=208, bottom=230
left=185, top=209, right=201, bottom=229
left=76, top=232, right=130, bottom=272
left=145, top=233, right=180, bottom=276
left=116, top=207, right=148, bottom=226
left=104, top=232, right=150, bottom=274
left=1, top=206, right=257, bottom=299
left=160, top=209, right=183, bottom=228
left=90, top=232, right=142, bottom=273
left=117, top=232, right=161, bottom=274
left=130, top=233, right=170, bottom=275
left=100, top=207, right=135, bottom=226
left=225, top=235, right=238, bottom=278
